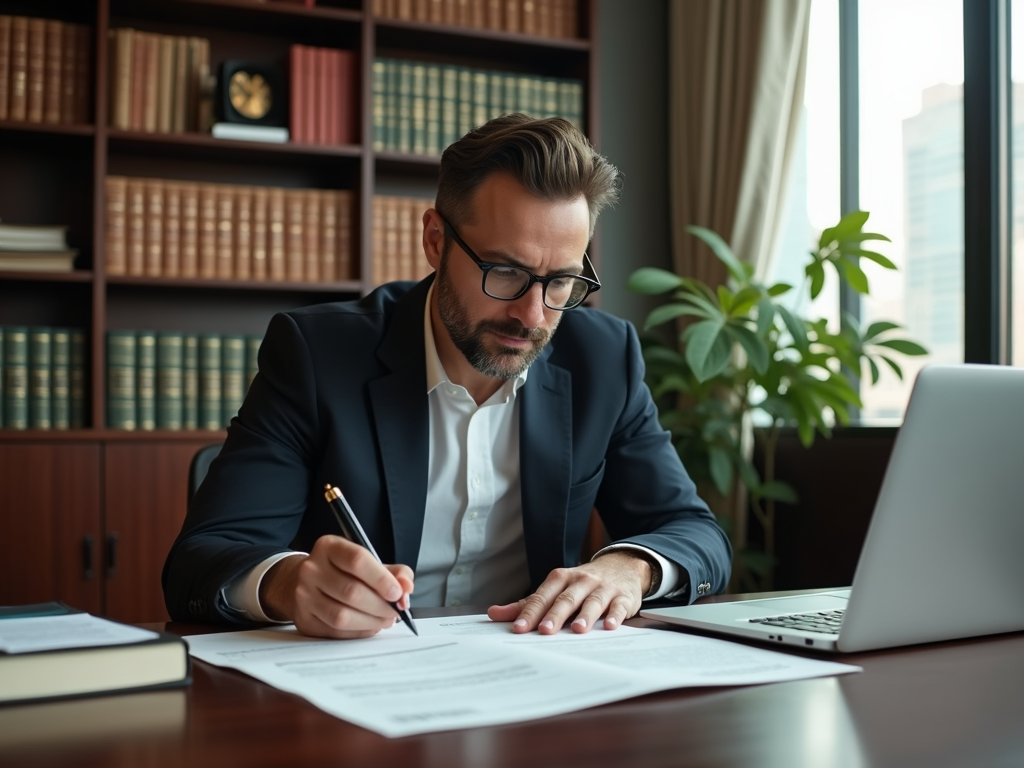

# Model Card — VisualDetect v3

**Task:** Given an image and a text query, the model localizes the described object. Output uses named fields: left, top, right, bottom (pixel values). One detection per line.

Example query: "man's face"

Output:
left=430, top=173, right=591, bottom=381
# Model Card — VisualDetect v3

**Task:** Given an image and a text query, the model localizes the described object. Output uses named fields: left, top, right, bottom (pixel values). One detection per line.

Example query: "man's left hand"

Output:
left=486, top=551, right=650, bottom=634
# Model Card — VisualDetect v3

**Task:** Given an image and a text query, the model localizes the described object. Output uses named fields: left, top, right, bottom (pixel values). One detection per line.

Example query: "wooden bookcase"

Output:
left=0, top=0, right=598, bottom=622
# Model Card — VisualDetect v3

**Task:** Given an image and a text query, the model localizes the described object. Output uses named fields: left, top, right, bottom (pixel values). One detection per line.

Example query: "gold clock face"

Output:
left=229, top=71, right=272, bottom=120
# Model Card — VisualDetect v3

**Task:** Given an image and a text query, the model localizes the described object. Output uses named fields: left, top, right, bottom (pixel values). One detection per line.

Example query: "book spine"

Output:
left=251, top=186, right=269, bottom=280
left=303, top=188, right=320, bottom=282
left=302, top=42, right=315, bottom=145
left=163, top=181, right=181, bottom=277
left=26, top=17, right=44, bottom=122
left=43, top=20, right=62, bottom=124
left=172, top=35, right=188, bottom=133
left=384, top=58, right=399, bottom=151
left=429, top=0, right=444, bottom=23
left=156, top=331, right=184, bottom=430
left=485, top=0, right=502, bottom=30
left=371, top=58, right=386, bottom=151
left=371, top=194, right=384, bottom=286
left=396, top=60, right=412, bottom=154
left=105, top=175, right=128, bottom=275
left=440, top=64, right=458, bottom=150
left=235, top=186, right=253, bottom=280
left=143, top=32, right=159, bottom=132
left=136, top=330, right=157, bottom=430
left=126, top=177, right=146, bottom=275
left=3, top=326, right=28, bottom=429
left=383, top=194, right=399, bottom=284
left=425, top=64, right=441, bottom=155
left=411, top=62, right=426, bottom=155
left=179, top=182, right=199, bottom=278
left=469, top=0, right=486, bottom=27
left=74, top=23, right=89, bottom=123
left=69, top=329, right=85, bottom=428
left=457, top=66, right=473, bottom=138
left=198, top=334, right=222, bottom=430
left=285, top=189, right=305, bottom=281
left=337, top=49, right=355, bottom=145
left=112, top=27, right=132, bottom=129
left=413, top=0, right=431, bottom=22
left=216, top=185, right=235, bottom=279
left=505, top=0, right=522, bottom=33
left=398, top=196, right=414, bottom=281
left=130, top=30, right=146, bottom=130
left=488, top=70, right=503, bottom=121
left=51, top=327, right=70, bottom=430
left=337, top=189, right=353, bottom=280
left=316, top=47, right=330, bottom=144
left=59, top=22, right=76, bottom=123
left=8, top=16, right=27, bottom=121
left=28, top=327, right=52, bottom=430
left=289, top=44, right=304, bottom=143
left=0, top=327, right=4, bottom=429
left=245, top=334, right=261, bottom=393
left=268, top=187, right=286, bottom=281
left=183, top=333, right=198, bottom=430
left=156, top=33, right=174, bottom=133
left=0, top=16, right=11, bottom=121
left=198, top=183, right=217, bottom=279
left=221, top=334, right=246, bottom=426
left=320, top=189, right=337, bottom=282
left=471, top=70, right=488, bottom=129
left=106, top=330, right=136, bottom=430
left=145, top=179, right=164, bottom=276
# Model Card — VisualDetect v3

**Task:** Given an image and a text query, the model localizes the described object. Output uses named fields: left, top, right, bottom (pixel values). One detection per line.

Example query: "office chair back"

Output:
left=188, top=443, right=223, bottom=506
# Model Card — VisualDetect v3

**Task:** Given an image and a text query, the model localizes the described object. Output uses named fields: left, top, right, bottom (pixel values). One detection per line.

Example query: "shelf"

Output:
left=105, top=275, right=362, bottom=293
left=0, top=270, right=93, bottom=283
left=0, top=429, right=227, bottom=443
left=0, top=120, right=95, bottom=137
left=374, top=151, right=442, bottom=176
left=110, top=0, right=362, bottom=33
left=107, top=129, right=362, bottom=164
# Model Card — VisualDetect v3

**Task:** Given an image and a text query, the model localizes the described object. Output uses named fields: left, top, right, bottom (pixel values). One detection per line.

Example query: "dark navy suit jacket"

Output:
left=162, top=276, right=732, bottom=624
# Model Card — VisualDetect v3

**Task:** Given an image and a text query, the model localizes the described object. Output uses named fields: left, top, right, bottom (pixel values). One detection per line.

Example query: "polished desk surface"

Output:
left=1, top=593, right=1022, bottom=768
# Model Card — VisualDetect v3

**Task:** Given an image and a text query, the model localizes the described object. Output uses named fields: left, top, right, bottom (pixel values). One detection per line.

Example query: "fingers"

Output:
left=291, top=536, right=415, bottom=638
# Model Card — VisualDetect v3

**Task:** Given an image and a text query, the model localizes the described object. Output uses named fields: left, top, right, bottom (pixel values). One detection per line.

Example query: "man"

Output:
left=163, top=114, right=732, bottom=639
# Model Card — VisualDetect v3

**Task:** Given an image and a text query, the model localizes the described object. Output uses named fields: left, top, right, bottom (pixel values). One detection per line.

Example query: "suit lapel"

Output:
left=519, top=351, right=572, bottom=588
left=369, top=278, right=433, bottom=569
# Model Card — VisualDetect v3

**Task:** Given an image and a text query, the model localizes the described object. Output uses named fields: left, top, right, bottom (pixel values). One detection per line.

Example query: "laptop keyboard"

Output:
left=749, top=609, right=845, bottom=635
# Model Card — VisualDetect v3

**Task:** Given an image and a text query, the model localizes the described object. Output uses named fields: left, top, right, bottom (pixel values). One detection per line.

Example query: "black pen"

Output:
left=323, top=484, right=418, bottom=636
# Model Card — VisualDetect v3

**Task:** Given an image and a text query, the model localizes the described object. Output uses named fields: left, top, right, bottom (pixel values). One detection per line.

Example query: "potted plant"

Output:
left=628, top=211, right=927, bottom=591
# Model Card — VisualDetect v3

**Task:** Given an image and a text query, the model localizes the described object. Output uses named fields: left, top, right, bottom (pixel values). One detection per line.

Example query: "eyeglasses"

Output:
left=441, top=217, right=601, bottom=311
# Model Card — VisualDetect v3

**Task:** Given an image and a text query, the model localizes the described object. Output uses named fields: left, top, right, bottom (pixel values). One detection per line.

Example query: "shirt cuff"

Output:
left=222, top=551, right=307, bottom=623
left=591, top=543, right=688, bottom=602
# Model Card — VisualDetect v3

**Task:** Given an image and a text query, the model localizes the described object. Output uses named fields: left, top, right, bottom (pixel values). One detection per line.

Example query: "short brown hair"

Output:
left=435, top=113, right=620, bottom=239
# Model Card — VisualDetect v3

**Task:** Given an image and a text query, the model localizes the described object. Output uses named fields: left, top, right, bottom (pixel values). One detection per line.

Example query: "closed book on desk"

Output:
left=0, top=602, right=190, bottom=705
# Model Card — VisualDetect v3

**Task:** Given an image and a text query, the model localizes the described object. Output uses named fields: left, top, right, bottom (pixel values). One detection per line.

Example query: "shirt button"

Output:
left=468, top=511, right=477, bottom=520
left=472, top=477, right=481, bottom=487
left=451, top=599, right=461, bottom=606
left=455, top=567, right=463, bottom=576
left=448, top=387, right=458, bottom=396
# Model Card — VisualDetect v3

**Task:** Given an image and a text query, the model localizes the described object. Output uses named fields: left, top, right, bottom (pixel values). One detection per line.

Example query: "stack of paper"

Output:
left=0, top=223, right=77, bottom=272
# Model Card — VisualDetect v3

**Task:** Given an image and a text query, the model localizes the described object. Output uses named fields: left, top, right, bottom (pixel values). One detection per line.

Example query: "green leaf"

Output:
left=687, top=225, right=748, bottom=283
left=864, top=321, right=900, bottom=341
left=776, top=305, right=809, bottom=350
left=644, top=303, right=702, bottom=330
left=807, top=260, right=825, bottom=299
left=627, top=267, right=684, bottom=295
left=708, top=446, right=733, bottom=496
left=716, top=285, right=734, bottom=314
left=837, top=259, right=869, bottom=293
left=829, top=210, right=870, bottom=241
left=767, top=282, right=793, bottom=297
left=874, top=339, right=929, bottom=356
left=879, top=355, right=904, bottom=379
left=729, top=285, right=763, bottom=317
left=754, top=480, right=798, bottom=504
left=755, top=297, right=776, bottom=337
left=848, top=248, right=897, bottom=270
left=728, top=324, right=769, bottom=374
left=868, top=357, right=881, bottom=385
left=684, top=319, right=727, bottom=382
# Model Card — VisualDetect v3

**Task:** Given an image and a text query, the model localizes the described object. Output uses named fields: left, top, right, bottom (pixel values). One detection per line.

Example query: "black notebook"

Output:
left=0, top=602, right=191, bottom=705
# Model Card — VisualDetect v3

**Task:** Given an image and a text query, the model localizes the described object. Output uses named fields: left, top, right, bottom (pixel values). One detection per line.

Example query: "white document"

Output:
left=185, top=615, right=859, bottom=738
left=0, top=614, right=158, bottom=654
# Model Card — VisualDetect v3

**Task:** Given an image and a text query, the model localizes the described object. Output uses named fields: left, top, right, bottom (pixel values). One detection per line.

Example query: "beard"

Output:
left=435, top=254, right=557, bottom=380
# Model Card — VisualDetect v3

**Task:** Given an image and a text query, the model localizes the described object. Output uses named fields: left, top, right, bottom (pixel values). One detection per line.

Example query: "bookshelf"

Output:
left=0, top=0, right=598, bottom=622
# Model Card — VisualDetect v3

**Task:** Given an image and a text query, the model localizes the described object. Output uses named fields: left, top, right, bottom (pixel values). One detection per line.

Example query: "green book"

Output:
left=411, top=62, right=426, bottom=155
left=28, top=327, right=52, bottom=430
left=516, top=75, right=534, bottom=115
left=51, top=328, right=71, bottom=430
left=183, top=334, right=198, bottom=430
left=69, top=329, right=85, bottom=429
left=384, top=58, right=399, bottom=152
left=156, top=332, right=184, bottom=430
left=542, top=78, right=558, bottom=118
left=457, top=67, right=474, bottom=137
left=136, top=331, right=157, bottom=431
left=440, top=64, right=459, bottom=150
left=245, top=334, right=262, bottom=392
left=560, top=79, right=584, bottom=131
left=372, top=58, right=387, bottom=152
left=471, top=70, right=488, bottom=130
left=198, top=334, right=222, bottom=430
left=220, top=334, right=246, bottom=427
left=488, top=71, right=505, bottom=120
left=396, top=59, right=413, bottom=154
left=425, top=64, right=441, bottom=155
left=106, top=330, right=136, bottom=430
left=503, top=72, right=518, bottom=116
left=3, top=326, right=27, bottom=430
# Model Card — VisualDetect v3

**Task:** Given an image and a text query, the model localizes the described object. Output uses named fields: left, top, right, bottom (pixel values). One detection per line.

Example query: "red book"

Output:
left=316, top=47, right=330, bottom=145
left=336, top=49, right=355, bottom=145
left=288, top=44, right=304, bottom=143
left=303, top=45, right=316, bottom=146
left=325, top=49, right=338, bottom=145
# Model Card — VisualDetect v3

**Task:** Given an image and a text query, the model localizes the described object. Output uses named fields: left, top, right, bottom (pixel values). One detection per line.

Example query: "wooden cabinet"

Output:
left=0, top=0, right=596, bottom=618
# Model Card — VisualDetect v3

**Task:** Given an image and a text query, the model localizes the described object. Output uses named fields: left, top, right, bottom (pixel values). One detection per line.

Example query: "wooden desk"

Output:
left=1, top=596, right=1022, bottom=768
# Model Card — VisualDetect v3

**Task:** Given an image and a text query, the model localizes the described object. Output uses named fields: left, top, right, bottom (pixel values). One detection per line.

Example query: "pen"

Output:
left=323, top=484, right=419, bottom=636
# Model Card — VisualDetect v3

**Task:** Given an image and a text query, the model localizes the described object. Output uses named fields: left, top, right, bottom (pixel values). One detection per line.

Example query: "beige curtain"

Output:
left=668, top=0, right=810, bottom=559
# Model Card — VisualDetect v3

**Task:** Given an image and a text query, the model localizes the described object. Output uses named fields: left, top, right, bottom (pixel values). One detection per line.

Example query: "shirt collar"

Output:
left=423, top=280, right=529, bottom=397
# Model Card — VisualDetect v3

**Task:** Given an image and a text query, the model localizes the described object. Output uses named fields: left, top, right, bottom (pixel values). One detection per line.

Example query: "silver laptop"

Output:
left=641, top=364, right=1024, bottom=653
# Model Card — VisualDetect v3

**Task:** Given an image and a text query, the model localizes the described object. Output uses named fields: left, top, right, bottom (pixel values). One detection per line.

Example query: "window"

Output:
left=1012, top=0, right=1024, bottom=364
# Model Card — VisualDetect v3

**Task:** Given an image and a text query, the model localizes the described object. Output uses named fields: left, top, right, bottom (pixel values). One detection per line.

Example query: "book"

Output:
left=69, top=329, right=85, bottom=429
left=104, top=176, right=127, bottom=275
left=28, top=326, right=51, bottom=430
left=198, top=334, right=222, bottom=430
left=3, top=326, right=28, bottom=430
left=106, top=330, right=136, bottom=430
left=0, top=222, right=69, bottom=251
left=0, top=326, right=4, bottom=429
left=156, top=332, right=184, bottom=430
left=245, top=334, right=261, bottom=392
left=0, top=602, right=190, bottom=705
left=182, top=333, right=198, bottom=430
left=136, top=330, right=157, bottom=430
left=26, top=17, right=44, bottom=123
left=215, top=185, right=234, bottom=279
left=8, top=16, right=27, bottom=121
left=0, top=252, right=77, bottom=272
left=51, top=327, right=70, bottom=430
left=221, top=334, right=246, bottom=426
left=0, top=16, right=11, bottom=121
left=126, top=178, right=146, bottom=275
left=210, top=122, right=289, bottom=143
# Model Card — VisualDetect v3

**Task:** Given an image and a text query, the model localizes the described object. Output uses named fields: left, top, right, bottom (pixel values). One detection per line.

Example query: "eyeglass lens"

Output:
left=483, top=266, right=590, bottom=309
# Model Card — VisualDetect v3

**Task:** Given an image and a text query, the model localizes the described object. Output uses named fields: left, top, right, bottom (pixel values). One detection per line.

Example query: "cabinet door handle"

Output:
left=106, top=532, right=119, bottom=579
left=83, top=535, right=95, bottom=580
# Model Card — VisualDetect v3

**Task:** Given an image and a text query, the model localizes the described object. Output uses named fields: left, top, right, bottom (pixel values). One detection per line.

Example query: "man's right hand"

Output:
left=259, top=535, right=414, bottom=639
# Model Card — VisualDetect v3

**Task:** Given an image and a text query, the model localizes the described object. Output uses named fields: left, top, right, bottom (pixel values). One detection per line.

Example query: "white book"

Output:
left=0, top=223, right=69, bottom=251
left=211, top=123, right=290, bottom=144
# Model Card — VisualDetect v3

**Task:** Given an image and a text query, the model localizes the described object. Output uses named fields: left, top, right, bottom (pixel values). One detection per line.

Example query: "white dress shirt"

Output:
left=225, top=284, right=686, bottom=621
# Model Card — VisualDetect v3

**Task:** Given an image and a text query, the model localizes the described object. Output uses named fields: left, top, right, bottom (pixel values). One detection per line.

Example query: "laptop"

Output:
left=641, top=364, right=1024, bottom=653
